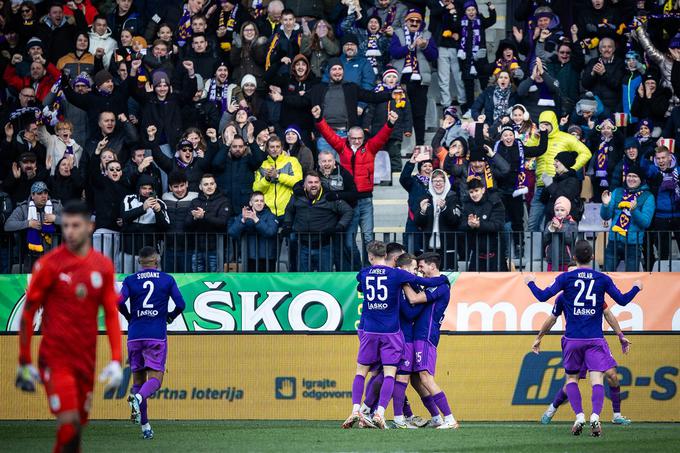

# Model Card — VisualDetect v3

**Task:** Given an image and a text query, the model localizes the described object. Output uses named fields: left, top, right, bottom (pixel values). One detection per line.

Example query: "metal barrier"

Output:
left=1, top=230, right=678, bottom=274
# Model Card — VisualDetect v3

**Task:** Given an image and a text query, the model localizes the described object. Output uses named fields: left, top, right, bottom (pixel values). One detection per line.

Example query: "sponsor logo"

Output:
left=513, top=352, right=679, bottom=405
left=275, top=377, right=296, bottom=400
left=275, top=377, right=351, bottom=401
left=367, top=302, right=388, bottom=310
left=104, top=366, right=244, bottom=401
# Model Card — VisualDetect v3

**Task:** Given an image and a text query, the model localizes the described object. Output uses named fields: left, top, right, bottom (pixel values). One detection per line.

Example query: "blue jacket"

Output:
left=646, top=159, right=680, bottom=219
left=600, top=185, right=655, bottom=244
left=228, top=207, right=279, bottom=260
left=322, top=55, right=375, bottom=91
left=622, top=71, right=642, bottom=123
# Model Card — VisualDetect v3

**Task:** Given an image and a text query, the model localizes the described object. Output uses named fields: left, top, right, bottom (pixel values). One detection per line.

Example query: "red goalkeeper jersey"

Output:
left=19, top=245, right=122, bottom=375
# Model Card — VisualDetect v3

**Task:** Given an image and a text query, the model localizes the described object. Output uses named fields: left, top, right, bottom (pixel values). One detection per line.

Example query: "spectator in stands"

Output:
left=540, top=151, right=582, bottom=225
left=622, top=50, right=646, bottom=127
left=389, top=9, right=437, bottom=145
left=185, top=33, right=219, bottom=80
left=229, top=22, right=268, bottom=83
left=457, top=0, right=496, bottom=112
left=107, top=0, right=142, bottom=44
left=265, top=8, right=301, bottom=76
left=526, top=111, right=591, bottom=231
left=88, top=16, right=118, bottom=69
left=431, top=0, right=467, bottom=108
left=56, top=33, right=95, bottom=75
left=313, top=105, right=397, bottom=265
left=228, top=191, right=279, bottom=272
left=300, top=19, right=340, bottom=78
left=517, top=58, right=561, bottom=121
left=470, top=70, right=517, bottom=125
left=147, top=129, right=211, bottom=191
left=633, top=25, right=680, bottom=108
left=283, top=171, right=353, bottom=272
left=582, top=37, right=625, bottom=115
left=401, top=146, right=435, bottom=253
left=540, top=26, right=585, bottom=116
left=212, top=133, right=265, bottom=213
left=366, top=0, right=406, bottom=32
left=340, top=10, right=390, bottom=77
left=47, top=157, right=84, bottom=204
left=43, top=73, right=92, bottom=146
left=256, top=0, right=284, bottom=39
left=161, top=170, right=198, bottom=272
left=601, top=165, right=655, bottom=271
left=645, top=146, right=680, bottom=268
left=542, top=196, right=578, bottom=271
left=3, top=57, right=61, bottom=104
left=283, top=126, right=314, bottom=173
left=612, top=138, right=649, bottom=190
left=4, top=151, right=49, bottom=205
left=185, top=174, right=231, bottom=272
left=4, top=181, right=62, bottom=272
left=586, top=117, right=623, bottom=202
left=121, top=174, right=170, bottom=271
left=414, top=169, right=461, bottom=269
left=459, top=177, right=506, bottom=271
left=362, top=68, right=413, bottom=173
left=336, top=33, right=375, bottom=91
left=38, top=121, right=83, bottom=176
left=630, top=73, right=672, bottom=127
left=37, top=3, right=87, bottom=64
left=253, top=135, right=303, bottom=220
left=122, top=146, right=162, bottom=195
left=0, top=189, right=13, bottom=273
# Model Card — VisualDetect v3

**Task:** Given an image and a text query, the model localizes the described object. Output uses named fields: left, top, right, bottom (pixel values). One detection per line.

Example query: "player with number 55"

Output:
left=118, top=246, right=186, bottom=439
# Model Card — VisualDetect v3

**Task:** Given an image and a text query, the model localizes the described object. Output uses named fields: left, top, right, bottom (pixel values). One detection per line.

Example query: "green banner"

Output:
left=1, top=273, right=364, bottom=333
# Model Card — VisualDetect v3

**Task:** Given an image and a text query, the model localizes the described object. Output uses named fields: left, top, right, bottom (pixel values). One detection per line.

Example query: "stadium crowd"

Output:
left=0, top=0, right=679, bottom=273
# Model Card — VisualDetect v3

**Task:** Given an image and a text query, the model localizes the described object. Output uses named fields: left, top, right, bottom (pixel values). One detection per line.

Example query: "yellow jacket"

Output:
left=253, top=153, right=303, bottom=217
left=526, top=111, right=592, bottom=187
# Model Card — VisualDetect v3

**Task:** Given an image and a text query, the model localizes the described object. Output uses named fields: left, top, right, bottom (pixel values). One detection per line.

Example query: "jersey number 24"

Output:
left=574, top=279, right=596, bottom=307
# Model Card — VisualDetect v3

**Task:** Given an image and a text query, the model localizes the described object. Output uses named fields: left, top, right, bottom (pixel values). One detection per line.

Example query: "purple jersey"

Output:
left=118, top=268, right=186, bottom=341
left=413, top=282, right=450, bottom=347
left=399, top=283, right=424, bottom=343
left=528, top=268, right=639, bottom=339
left=356, top=265, right=446, bottom=334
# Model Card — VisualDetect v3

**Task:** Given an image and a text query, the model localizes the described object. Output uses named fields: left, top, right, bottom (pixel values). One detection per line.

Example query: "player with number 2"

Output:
left=118, top=246, right=186, bottom=439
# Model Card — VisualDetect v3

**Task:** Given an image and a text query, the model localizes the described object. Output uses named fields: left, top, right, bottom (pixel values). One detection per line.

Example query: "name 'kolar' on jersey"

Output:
left=577, top=272, right=593, bottom=279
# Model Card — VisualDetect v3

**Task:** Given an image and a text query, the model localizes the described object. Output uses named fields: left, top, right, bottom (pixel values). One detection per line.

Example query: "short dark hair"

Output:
left=655, top=145, right=670, bottom=155
left=94, top=15, right=107, bottom=23
left=250, top=191, right=264, bottom=199
left=573, top=240, right=593, bottom=265
left=281, top=8, right=295, bottom=17
left=62, top=200, right=91, bottom=218
left=192, top=32, right=206, bottom=41
left=304, top=170, right=320, bottom=180
left=386, top=242, right=406, bottom=258
left=417, top=251, right=441, bottom=269
left=395, top=252, right=415, bottom=268
left=138, top=246, right=158, bottom=260
left=367, top=240, right=387, bottom=258
left=201, top=173, right=216, bottom=182
left=168, top=170, right=188, bottom=186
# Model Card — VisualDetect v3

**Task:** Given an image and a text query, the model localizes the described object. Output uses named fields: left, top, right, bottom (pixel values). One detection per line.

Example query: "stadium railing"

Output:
left=0, top=231, right=678, bottom=274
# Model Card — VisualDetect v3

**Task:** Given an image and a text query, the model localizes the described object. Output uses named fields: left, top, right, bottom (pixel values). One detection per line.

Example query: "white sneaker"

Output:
left=436, top=420, right=460, bottom=430
left=406, top=415, right=429, bottom=427
left=428, top=418, right=443, bottom=428
left=393, top=419, right=418, bottom=429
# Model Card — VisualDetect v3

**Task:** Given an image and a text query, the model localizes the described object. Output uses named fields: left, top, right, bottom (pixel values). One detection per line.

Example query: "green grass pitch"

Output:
left=1, top=421, right=679, bottom=452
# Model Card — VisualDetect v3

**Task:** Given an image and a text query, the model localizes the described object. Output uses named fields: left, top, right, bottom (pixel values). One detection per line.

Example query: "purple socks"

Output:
left=552, top=387, right=568, bottom=408
left=139, top=377, right=161, bottom=400
left=351, top=375, right=366, bottom=405
left=392, top=381, right=408, bottom=416
left=403, top=396, right=414, bottom=418
left=592, top=384, right=604, bottom=415
left=378, top=376, right=395, bottom=410
left=565, top=382, right=583, bottom=415
left=421, top=394, right=440, bottom=417
left=364, top=373, right=384, bottom=408
left=433, top=392, right=452, bottom=417
left=610, top=386, right=621, bottom=413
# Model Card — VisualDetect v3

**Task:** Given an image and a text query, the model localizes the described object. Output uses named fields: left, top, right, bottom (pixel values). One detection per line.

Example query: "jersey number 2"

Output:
left=142, top=281, right=155, bottom=308
left=365, top=276, right=387, bottom=302
left=574, top=279, right=596, bottom=307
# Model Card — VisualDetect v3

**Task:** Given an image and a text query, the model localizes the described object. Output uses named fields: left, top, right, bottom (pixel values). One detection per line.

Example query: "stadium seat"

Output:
left=373, top=150, right=391, bottom=184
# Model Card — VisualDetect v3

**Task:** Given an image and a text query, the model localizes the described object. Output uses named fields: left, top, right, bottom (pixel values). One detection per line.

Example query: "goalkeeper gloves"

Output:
left=15, top=364, right=40, bottom=392
left=98, top=361, right=123, bottom=393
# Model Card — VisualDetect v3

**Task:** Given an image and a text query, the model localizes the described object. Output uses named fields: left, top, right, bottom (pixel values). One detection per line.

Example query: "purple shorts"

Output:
left=128, top=339, right=167, bottom=372
left=576, top=338, right=618, bottom=378
left=357, top=332, right=404, bottom=367
left=398, top=342, right=415, bottom=374
left=413, top=339, right=437, bottom=376
left=561, top=337, right=614, bottom=375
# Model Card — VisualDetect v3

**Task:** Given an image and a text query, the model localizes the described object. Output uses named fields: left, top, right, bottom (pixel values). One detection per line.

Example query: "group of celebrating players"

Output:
left=13, top=200, right=643, bottom=451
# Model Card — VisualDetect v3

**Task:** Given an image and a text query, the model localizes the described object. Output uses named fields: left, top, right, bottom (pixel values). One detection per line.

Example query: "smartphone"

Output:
left=144, top=149, right=152, bottom=158
left=149, top=191, right=156, bottom=198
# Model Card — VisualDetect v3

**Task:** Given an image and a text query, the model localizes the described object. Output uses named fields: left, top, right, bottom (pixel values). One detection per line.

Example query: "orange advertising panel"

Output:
left=442, top=273, right=680, bottom=332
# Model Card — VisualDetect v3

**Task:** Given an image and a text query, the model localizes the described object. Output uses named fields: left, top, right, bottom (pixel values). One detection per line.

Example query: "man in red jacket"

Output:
left=4, top=55, right=61, bottom=103
left=313, top=104, right=398, bottom=269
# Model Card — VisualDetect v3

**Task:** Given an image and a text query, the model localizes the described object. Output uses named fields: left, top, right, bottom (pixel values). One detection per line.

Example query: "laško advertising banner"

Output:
left=1, top=272, right=678, bottom=333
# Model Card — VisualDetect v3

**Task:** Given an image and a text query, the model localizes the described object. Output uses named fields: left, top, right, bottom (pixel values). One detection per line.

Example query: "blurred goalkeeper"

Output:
left=118, top=246, right=185, bottom=439
left=17, top=201, right=123, bottom=453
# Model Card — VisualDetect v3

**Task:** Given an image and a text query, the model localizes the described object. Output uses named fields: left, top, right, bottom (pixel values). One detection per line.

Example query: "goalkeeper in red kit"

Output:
left=16, top=201, right=123, bottom=453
